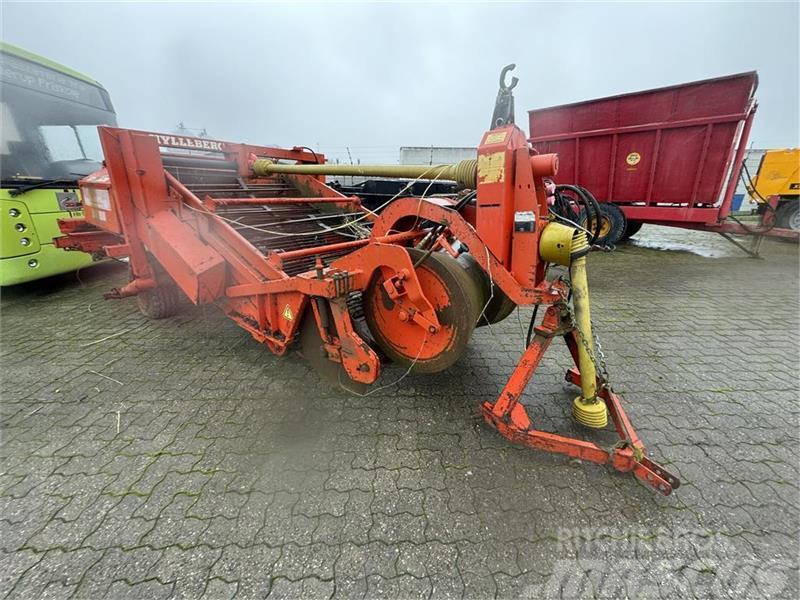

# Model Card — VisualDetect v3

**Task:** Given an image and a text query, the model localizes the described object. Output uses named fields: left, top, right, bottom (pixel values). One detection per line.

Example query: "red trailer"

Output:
left=528, top=72, right=797, bottom=252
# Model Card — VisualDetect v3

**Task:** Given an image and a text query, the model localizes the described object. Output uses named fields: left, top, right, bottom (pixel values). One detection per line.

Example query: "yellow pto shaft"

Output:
left=539, top=222, right=608, bottom=428
left=568, top=253, right=608, bottom=428
left=251, top=159, right=478, bottom=189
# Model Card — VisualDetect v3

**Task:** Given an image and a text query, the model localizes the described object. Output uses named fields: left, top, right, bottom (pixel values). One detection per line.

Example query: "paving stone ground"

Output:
left=1, top=227, right=798, bottom=599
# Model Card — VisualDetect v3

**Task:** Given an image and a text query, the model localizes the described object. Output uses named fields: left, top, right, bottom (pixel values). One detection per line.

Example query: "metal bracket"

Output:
left=491, top=64, right=518, bottom=129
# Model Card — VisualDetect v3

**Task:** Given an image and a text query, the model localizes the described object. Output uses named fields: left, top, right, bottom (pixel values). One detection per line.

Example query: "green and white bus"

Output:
left=1, top=42, right=117, bottom=285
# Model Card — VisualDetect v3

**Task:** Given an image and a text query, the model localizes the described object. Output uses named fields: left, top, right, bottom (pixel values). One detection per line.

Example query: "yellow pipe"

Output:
left=569, top=255, right=597, bottom=401
left=569, top=254, right=608, bottom=428
left=252, top=159, right=478, bottom=189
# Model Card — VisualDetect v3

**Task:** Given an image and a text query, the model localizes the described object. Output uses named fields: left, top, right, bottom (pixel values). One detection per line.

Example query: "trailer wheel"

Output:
left=619, top=220, right=643, bottom=242
left=582, top=203, right=627, bottom=247
left=137, top=285, right=180, bottom=319
left=775, top=201, right=800, bottom=231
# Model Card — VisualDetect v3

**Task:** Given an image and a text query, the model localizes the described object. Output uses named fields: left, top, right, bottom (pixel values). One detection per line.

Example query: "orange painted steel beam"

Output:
left=275, top=230, right=421, bottom=261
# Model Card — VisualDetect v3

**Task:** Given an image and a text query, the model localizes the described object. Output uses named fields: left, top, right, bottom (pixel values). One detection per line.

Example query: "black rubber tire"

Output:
left=619, top=219, right=643, bottom=242
left=457, top=253, right=516, bottom=327
left=137, top=285, right=180, bottom=319
left=775, top=201, right=800, bottom=231
left=364, top=247, right=478, bottom=373
left=480, top=288, right=516, bottom=326
left=456, top=253, right=489, bottom=311
left=298, top=309, right=370, bottom=394
left=447, top=254, right=484, bottom=327
left=582, top=203, right=627, bottom=247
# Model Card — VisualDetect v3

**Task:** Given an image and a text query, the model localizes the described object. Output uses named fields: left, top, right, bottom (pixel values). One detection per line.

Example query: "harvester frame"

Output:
left=56, top=71, right=680, bottom=495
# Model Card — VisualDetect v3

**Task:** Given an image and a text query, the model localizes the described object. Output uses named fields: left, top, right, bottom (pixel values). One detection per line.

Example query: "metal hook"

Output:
left=499, top=64, right=518, bottom=91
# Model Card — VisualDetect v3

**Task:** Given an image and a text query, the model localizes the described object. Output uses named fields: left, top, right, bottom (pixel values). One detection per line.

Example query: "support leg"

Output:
left=481, top=304, right=681, bottom=496
left=717, top=232, right=763, bottom=258
left=484, top=305, right=560, bottom=429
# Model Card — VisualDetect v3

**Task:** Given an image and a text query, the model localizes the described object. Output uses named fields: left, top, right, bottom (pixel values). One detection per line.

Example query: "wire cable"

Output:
left=344, top=332, right=429, bottom=397
left=297, top=146, right=321, bottom=164
left=182, top=165, right=449, bottom=237
left=525, top=304, right=540, bottom=349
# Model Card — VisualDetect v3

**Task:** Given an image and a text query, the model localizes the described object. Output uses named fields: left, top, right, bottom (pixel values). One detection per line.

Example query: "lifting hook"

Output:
left=499, top=63, right=518, bottom=91
left=491, top=63, right=518, bottom=129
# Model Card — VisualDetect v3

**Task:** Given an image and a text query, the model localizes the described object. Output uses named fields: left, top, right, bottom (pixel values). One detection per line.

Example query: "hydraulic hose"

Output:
left=552, top=184, right=603, bottom=245
left=733, top=162, right=776, bottom=234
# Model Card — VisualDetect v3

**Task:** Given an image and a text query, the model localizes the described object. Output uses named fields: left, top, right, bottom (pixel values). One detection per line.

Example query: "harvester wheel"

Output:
left=449, top=254, right=486, bottom=326
left=619, top=219, right=643, bottom=242
left=582, top=203, right=626, bottom=247
left=364, top=248, right=478, bottom=373
left=480, top=290, right=516, bottom=325
left=137, top=285, right=180, bottom=319
left=457, top=253, right=516, bottom=326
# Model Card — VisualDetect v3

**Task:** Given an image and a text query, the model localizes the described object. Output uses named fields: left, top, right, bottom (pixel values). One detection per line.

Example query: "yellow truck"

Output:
left=748, top=148, right=800, bottom=231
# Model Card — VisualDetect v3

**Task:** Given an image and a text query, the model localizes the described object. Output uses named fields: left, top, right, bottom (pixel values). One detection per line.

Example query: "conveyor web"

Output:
left=163, top=154, right=366, bottom=276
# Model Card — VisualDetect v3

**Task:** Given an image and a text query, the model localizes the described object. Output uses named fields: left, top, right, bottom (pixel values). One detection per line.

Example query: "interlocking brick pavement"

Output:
left=1, top=228, right=798, bottom=598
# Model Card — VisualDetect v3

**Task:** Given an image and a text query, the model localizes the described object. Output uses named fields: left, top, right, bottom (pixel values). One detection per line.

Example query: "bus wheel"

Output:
left=775, top=201, right=800, bottom=231
left=137, top=285, right=180, bottom=319
left=619, top=219, right=643, bottom=242
left=583, top=203, right=627, bottom=247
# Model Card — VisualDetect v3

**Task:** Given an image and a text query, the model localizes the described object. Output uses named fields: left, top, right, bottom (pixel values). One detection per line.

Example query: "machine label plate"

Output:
left=83, top=188, right=111, bottom=211
left=478, top=152, right=505, bottom=184
left=514, top=210, right=536, bottom=232
left=484, top=131, right=508, bottom=145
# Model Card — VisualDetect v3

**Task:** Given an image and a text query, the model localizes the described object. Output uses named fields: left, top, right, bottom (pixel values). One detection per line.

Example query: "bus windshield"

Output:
left=1, top=50, right=117, bottom=184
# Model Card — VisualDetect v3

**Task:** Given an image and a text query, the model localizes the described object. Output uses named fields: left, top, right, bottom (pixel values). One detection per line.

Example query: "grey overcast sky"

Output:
left=2, top=1, right=798, bottom=163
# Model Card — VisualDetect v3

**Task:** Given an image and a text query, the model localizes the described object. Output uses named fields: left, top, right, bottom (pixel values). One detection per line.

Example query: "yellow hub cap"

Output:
left=587, top=216, right=612, bottom=238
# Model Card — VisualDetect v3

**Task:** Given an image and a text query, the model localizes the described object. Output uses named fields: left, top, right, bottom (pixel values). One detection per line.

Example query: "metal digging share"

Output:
left=56, top=66, right=680, bottom=495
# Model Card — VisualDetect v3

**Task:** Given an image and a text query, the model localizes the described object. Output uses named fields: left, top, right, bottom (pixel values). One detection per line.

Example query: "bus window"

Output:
left=40, top=125, right=84, bottom=162
left=76, top=125, right=103, bottom=161
left=39, top=125, right=104, bottom=163
left=0, top=102, right=22, bottom=155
